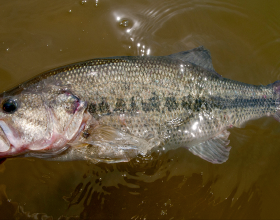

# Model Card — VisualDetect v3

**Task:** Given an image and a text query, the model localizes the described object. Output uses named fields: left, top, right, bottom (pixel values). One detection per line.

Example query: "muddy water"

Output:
left=0, top=0, right=280, bottom=219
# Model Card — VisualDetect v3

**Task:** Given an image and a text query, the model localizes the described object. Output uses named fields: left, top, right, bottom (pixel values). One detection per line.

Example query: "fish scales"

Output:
left=46, top=56, right=274, bottom=145
left=0, top=46, right=279, bottom=163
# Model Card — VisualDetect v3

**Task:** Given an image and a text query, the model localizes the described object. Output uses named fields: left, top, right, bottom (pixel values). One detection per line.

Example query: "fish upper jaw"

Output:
left=0, top=100, right=90, bottom=158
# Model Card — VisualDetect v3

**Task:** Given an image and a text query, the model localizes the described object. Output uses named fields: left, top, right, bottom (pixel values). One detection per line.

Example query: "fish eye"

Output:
left=2, top=99, right=18, bottom=113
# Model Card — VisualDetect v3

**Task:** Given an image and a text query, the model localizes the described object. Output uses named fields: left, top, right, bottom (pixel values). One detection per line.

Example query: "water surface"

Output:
left=0, top=0, right=280, bottom=219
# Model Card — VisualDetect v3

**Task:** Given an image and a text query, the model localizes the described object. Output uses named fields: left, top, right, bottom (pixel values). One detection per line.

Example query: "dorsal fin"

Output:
left=168, top=46, right=221, bottom=77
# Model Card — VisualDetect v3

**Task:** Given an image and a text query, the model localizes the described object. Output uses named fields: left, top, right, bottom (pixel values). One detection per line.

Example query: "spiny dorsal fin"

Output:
left=168, top=46, right=221, bottom=77
left=188, top=130, right=231, bottom=164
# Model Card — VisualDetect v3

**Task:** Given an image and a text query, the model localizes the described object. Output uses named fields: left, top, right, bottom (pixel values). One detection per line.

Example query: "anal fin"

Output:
left=188, top=130, right=231, bottom=164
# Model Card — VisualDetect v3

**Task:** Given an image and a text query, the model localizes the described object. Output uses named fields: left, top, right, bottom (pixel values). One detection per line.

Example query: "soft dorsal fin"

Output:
left=188, top=130, right=231, bottom=164
left=168, top=46, right=220, bottom=76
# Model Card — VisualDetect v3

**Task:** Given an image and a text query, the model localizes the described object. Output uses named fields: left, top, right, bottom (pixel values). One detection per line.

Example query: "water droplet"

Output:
left=119, top=19, right=129, bottom=27
left=60, top=49, right=62, bottom=52
left=6, top=48, right=9, bottom=51
left=69, top=9, right=72, bottom=13
left=80, top=0, right=87, bottom=5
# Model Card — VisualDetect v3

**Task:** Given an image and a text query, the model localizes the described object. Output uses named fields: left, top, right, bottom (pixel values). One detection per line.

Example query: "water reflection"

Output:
left=114, top=13, right=152, bottom=56
left=0, top=161, right=262, bottom=219
left=77, top=174, right=261, bottom=219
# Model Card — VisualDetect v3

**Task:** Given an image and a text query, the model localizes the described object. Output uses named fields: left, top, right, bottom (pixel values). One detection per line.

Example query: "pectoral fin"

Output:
left=188, top=130, right=231, bottom=164
left=68, top=125, right=160, bottom=163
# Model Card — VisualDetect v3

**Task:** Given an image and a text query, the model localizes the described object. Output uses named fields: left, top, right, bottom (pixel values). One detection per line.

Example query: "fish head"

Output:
left=0, top=85, right=89, bottom=158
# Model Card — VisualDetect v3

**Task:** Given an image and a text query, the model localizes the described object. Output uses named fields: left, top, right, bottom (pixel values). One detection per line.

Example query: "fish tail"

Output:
left=272, top=80, right=280, bottom=121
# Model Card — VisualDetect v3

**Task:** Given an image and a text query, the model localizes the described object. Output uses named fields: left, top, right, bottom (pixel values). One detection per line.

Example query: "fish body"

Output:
left=0, top=46, right=279, bottom=164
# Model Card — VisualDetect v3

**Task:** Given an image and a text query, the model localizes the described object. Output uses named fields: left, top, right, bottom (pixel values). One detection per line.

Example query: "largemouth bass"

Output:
left=0, top=46, right=279, bottom=164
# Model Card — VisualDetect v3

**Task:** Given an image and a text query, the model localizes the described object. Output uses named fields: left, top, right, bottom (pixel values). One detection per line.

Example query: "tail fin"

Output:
left=272, top=80, right=280, bottom=121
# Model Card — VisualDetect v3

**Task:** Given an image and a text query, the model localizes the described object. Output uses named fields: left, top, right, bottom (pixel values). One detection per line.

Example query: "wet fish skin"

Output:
left=0, top=46, right=279, bottom=164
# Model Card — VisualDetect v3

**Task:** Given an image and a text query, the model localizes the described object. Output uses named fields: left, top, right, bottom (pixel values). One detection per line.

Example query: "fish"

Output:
left=0, top=46, right=279, bottom=164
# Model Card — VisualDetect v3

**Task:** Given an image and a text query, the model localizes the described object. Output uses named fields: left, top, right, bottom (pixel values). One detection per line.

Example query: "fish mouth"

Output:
left=0, top=120, right=21, bottom=157
left=0, top=125, right=11, bottom=153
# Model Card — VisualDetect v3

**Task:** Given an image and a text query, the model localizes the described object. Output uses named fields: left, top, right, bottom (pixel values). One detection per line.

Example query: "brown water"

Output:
left=0, top=0, right=280, bottom=219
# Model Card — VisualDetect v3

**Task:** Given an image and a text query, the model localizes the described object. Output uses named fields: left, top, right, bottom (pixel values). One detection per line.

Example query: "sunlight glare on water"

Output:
left=0, top=0, right=280, bottom=219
